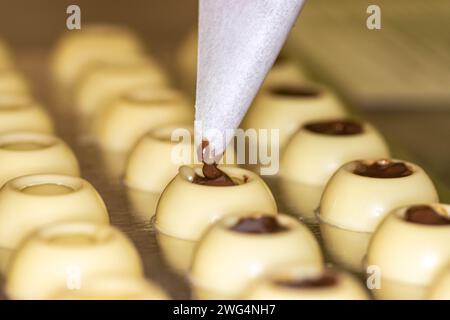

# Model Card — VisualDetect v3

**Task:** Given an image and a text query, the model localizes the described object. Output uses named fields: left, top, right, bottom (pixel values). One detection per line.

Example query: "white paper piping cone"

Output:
left=195, top=0, right=306, bottom=159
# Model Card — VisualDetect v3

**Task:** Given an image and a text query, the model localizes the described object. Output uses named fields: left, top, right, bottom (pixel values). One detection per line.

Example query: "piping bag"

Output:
left=195, top=0, right=306, bottom=162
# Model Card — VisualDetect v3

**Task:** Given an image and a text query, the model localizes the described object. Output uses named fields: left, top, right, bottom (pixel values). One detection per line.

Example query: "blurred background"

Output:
left=0, top=0, right=449, bottom=185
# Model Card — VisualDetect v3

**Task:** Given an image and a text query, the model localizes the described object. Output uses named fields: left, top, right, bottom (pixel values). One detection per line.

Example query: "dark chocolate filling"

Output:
left=275, top=273, right=338, bottom=289
left=353, top=160, right=413, bottom=178
left=230, top=216, right=288, bottom=234
left=192, top=140, right=236, bottom=186
left=271, top=85, right=321, bottom=98
left=404, top=205, right=450, bottom=225
left=304, top=120, right=363, bottom=136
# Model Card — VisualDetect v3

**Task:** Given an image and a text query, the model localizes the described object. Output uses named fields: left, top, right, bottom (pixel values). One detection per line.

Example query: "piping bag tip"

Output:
left=194, top=0, right=306, bottom=157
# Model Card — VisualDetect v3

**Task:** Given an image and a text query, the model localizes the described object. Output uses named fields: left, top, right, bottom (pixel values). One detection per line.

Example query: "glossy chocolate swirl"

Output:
left=353, top=160, right=413, bottom=178
left=404, top=205, right=450, bottom=225
left=304, top=120, right=363, bottom=136
left=230, top=216, right=288, bottom=234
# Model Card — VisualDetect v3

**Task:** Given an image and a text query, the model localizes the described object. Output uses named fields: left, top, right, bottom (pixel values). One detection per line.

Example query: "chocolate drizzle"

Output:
left=271, top=85, right=321, bottom=98
left=304, top=120, right=363, bottom=136
left=404, top=205, right=450, bottom=225
left=192, top=140, right=236, bottom=186
left=275, top=273, right=338, bottom=289
left=353, top=160, right=413, bottom=178
left=230, top=216, right=288, bottom=234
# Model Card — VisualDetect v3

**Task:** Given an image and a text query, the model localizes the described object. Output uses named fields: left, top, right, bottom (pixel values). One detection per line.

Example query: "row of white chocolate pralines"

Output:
left=122, top=83, right=351, bottom=195
left=0, top=133, right=167, bottom=299
left=3, top=220, right=168, bottom=300
left=152, top=157, right=450, bottom=299
left=51, top=24, right=194, bottom=157
left=149, top=164, right=353, bottom=299
left=0, top=38, right=55, bottom=136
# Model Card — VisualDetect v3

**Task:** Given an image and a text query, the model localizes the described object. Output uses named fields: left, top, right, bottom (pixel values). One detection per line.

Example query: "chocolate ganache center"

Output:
left=271, top=85, right=321, bottom=98
left=230, top=216, right=288, bottom=234
left=404, top=205, right=450, bottom=225
left=353, top=160, right=413, bottom=178
left=192, top=140, right=236, bottom=186
left=275, top=273, right=338, bottom=289
left=304, top=120, right=363, bottom=136
left=192, top=162, right=236, bottom=186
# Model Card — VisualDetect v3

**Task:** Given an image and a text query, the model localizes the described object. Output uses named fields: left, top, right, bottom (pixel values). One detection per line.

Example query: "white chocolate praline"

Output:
left=74, top=59, right=169, bottom=117
left=241, top=82, right=347, bottom=149
left=125, top=123, right=235, bottom=193
left=261, top=59, right=307, bottom=89
left=281, top=120, right=390, bottom=186
left=0, top=174, right=109, bottom=249
left=51, top=24, right=146, bottom=88
left=373, top=278, right=428, bottom=300
left=319, top=222, right=371, bottom=272
left=0, top=69, right=30, bottom=94
left=319, top=159, right=439, bottom=232
left=191, top=213, right=323, bottom=299
left=279, top=180, right=323, bottom=222
left=245, top=265, right=369, bottom=300
left=5, top=222, right=143, bottom=300
left=0, top=93, right=54, bottom=134
left=50, top=275, right=168, bottom=300
left=0, top=132, right=80, bottom=186
left=428, top=268, right=450, bottom=300
left=367, top=203, right=450, bottom=287
left=156, top=231, right=196, bottom=275
left=127, top=188, right=161, bottom=221
left=155, top=166, right=278, bottom=241
left=93, top=88, right=193, bottom=152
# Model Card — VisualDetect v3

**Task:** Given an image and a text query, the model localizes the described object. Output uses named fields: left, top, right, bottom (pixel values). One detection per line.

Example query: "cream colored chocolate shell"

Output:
left=319, top=222, right=371, bottom=273
left=0, top=174, right=109, bottom=249
left=74, top=60, right=168, bottom=117
left=280, top=121, right=390, bottom=186
left=261, top=60, right=307, bottom=89
left=278, top=179, right=323, bottom=222
left=51, top=24, right=146, bottom=88
left=373, top=278, right=428, bottom=300
left=125, top=124, right=235, bottom=193
left=155, top=166, right=277, bottom=240
left=0, top=69, right=30, bottom=94
left=428, top=268, right=450, bottom=300
left=367, top=203, right=450, bottom=287
left=242, top=82, right=346, bottom=149
left=0, top=132, right=80, bottom=186
left=245, top=266, right=368, bottom=300
left=0, top=94, right=54, bottom=134
left=157, top=231, right=196, bottom=275
left=93, top=88, right=192, bottom=152
left=5, top=222, right=143, bottom=299
left=319, top=159, right=439, bottom=232
left=191, top=213, right=323, bottom=298
left=50, top=275, right=168, bottom=300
